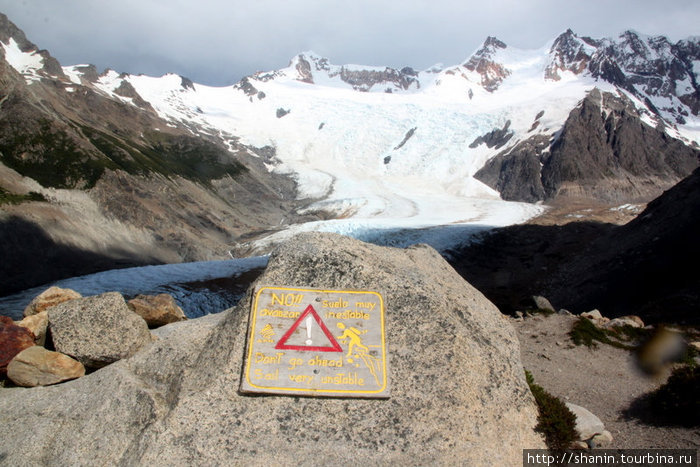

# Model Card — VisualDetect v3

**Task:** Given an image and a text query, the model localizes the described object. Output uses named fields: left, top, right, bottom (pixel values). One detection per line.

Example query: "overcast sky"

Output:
left=1, top=0, right=698, bottom=86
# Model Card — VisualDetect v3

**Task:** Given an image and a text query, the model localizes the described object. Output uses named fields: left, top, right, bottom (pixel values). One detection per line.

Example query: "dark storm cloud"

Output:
left=1, top=0, right=698, bottom=86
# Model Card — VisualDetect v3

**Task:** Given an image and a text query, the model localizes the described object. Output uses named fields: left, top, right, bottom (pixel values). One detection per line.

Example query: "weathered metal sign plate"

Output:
left=240, top=286, right=389, bottom=398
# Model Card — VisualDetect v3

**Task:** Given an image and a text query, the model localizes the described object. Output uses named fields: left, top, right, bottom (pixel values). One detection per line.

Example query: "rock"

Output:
left=15, top=311, right=49, bottom=346
left=690, top=341, right=700, bottom=352
left=604, top=315, right=644, bottom=329
left=48, top=292, right=152, bottom=368
left=581, top=309, right=603, bottom=321
left=570, top=440, right=589, bottom=450
left=589, top=430, right=613, bottom=447
left=0, top=316, right=35, bottom=376
left=566, top=402, right=605, bottom=440
left=127, top=294, right=187, bottom=327
left=23, top=286, right=82, bottom=317
left=7, top=346, right=85, bottom=387
left=474, top=89, right=699, bottom=204
left=558, top=309, right=573, bottom=316
left=0, top=232, right=544, bottom=465
left=531, top=295, right=555, bottom=313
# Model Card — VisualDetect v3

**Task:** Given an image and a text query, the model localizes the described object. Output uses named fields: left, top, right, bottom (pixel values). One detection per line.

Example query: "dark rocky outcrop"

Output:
left=113, top=80, right=154, bottom=110
left=338, top=66, right=419, bottom=92
left=0, top=233, right=544, bottom=464
left=476, top=89, right=700, bottom=204
left=546, top=166, right=700, bottom=324
left=468, top=120, right=514, bottom=150
left=393, top=126, right=417, bottom=150
left=452, top=167, right=700, bottom=324
left=473, top=135, right=549, bottom=202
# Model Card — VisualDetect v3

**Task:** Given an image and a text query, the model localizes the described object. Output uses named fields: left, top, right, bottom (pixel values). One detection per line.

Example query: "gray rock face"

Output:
left=0, top=233, right=543, bottom=465
left=476, top=89, right=700, bottom=203
left=48, top=292, right=152, bottom=368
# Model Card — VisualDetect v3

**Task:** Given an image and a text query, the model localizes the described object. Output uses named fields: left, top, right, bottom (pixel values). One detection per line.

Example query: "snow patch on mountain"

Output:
left=1, top=37, right=44, bottom=83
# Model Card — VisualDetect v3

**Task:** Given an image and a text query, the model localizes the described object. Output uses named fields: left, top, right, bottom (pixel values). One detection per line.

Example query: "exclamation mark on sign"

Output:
left=305, top=315, right=313, bottom=345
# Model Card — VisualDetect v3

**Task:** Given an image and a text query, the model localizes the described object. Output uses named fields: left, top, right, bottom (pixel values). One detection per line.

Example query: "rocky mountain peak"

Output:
left=545, top=29, right=594, bottom=80
left=0, top=13, right=34, bottom=52
left=587, top=32, right=700, bottom=121
left=0, top=13, right=65, bottom=82
left=463, top=36, right=510, bottom=92
left=288, top=51, right=331, bottom=84
left=481, top=36, right=508, bottom=52
left=250, top=51, right=419, bottom=92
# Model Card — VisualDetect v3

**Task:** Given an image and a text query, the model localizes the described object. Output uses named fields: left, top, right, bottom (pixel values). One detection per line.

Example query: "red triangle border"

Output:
left=274, top=304, right=343, bottom=352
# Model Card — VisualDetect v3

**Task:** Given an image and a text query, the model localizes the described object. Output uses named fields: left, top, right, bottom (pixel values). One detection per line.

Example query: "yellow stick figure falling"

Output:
left=336, top=323, right=381, bottom=386
left=336, top=323, right=368, bottom=358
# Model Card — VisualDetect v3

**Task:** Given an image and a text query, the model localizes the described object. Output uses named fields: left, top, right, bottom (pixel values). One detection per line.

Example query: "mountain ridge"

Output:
left=0, top=11, right=698, bottom=295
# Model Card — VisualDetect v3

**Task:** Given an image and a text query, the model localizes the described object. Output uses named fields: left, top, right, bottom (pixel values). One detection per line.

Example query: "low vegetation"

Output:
left=525, top=370, right=579, bottom=450
left=0, top=118, right=107, bottom=189
left=0, top=187, right=47, bottom=206
left=568, top=317, right=650, bottom=350
left=0, top=117, right=246, bottom=190
left=569, top=316, right=623, bottom=348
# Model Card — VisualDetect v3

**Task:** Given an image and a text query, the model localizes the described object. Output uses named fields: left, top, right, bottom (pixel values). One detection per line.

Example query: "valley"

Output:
left=0, top=12, right=699, bottom=313
left=0, top=10, right=698, bottom=460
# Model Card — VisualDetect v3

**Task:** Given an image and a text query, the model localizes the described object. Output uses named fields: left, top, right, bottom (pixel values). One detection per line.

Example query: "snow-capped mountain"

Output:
left=71, top=28, right=697, bottom=209
left=1, top=10, right=699, bottom=293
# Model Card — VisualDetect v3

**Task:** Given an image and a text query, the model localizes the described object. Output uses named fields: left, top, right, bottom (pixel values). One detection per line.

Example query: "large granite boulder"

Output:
left=0, top=233, right=543, bottom=465
left=48, top=292, right=152, bottom=368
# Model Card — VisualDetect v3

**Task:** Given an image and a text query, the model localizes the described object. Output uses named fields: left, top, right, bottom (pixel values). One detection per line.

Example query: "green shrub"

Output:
left=568, top=317, right=634, bottom=350
left=0, top=188, right=47, bottom=205
left=680, top=346, right=698, bottom=368
left=0, top=119, right=246, bottom=190
left=525, top=370, right=579, bottom=450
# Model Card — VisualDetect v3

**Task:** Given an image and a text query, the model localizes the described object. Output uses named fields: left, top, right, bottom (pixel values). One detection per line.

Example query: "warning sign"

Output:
left=240, top=286, right=389, bottom=398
